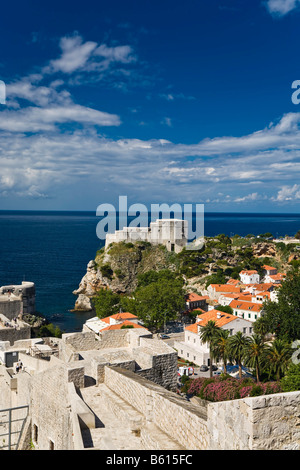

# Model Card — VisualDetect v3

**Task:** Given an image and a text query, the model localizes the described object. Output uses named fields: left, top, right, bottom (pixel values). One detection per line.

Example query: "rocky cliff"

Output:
left=72, top=241, right=179, bottom=311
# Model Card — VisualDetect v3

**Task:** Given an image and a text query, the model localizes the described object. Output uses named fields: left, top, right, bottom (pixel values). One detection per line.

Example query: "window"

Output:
left=243, top=327, right=246, bottom=333
left=49, top=440, right=54, bottom=450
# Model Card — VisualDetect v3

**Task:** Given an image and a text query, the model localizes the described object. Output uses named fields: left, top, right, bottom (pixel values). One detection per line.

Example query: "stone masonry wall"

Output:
left=29, top=363, right=75, bottom=450
left=208, top=390, right=300, bottom=450
left=104, top=366, right=209, bottom=450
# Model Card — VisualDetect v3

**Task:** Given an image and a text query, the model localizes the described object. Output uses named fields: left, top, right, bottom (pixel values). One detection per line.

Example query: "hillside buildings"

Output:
left=174, top=309, right=253, bottom=367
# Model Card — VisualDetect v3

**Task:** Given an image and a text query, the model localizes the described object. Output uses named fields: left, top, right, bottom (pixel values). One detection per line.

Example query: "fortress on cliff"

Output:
left=105, top=218, right=188, bottom=253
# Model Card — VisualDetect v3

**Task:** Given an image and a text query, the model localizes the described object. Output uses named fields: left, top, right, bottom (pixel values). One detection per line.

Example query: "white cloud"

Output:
left=272, top=184, right=300, bottom=201
left=45, top=34, right=136, bottom=76
left=265, top=0, right=300, bottom=16
left=0, top=104, right=120, bottom=132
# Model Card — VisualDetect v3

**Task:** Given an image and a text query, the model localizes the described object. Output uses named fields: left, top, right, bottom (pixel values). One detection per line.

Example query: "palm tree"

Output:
left=264, top=338, right=292, bottom=381
left=211, top=329, right=230, bottom=374
left=199, top=320, right=221, bottom=377
left=253, top=316, right=269, bottom=342
left=227, top=331, right=251, bottom=379
left=244, top=334, right=267, bottom=382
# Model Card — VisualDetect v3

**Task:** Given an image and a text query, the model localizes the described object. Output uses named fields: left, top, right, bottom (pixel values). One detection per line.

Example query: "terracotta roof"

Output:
left=101, top=312, right=138, bottom=324
left=267, top=273, right=286, bottom=281
left=244, top=283, right=274, bottom=292
left=185, top=323, right=198, bottom=333
left=226, top=279, right=240, bottom=286
left=198, top=309, right=237, bottom=328
left=101, top=320, right=145, bottom=331
left=229, top=300, right=262, bottom=312
left=262, top=265, right=276, bottom=271
left=209, top=284, right=241, bottom=293
left=240, top=270, right=258, bottom=275
left=186, top=293, right=209, bottom=302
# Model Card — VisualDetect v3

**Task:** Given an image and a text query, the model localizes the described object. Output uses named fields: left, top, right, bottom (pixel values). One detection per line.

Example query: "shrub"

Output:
left=187, top=376, right=282, bottom=402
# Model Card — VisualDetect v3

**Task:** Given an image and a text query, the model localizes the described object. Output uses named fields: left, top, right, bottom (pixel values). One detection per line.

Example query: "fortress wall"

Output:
left=104, top=365, right=209, bottom=450
left=208, top=390, right=300, bottom=450
left=0, top=299, right=22, bottom=320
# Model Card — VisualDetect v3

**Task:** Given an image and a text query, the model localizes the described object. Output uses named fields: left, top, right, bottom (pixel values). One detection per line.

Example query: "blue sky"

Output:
left=1, top=0, right=300, bottom=212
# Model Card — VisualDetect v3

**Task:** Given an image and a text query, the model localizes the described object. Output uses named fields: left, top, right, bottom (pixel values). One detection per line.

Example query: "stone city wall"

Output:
left=208, top=390, right=300, bottom=450
left=104, top=366, right=209, bottom=450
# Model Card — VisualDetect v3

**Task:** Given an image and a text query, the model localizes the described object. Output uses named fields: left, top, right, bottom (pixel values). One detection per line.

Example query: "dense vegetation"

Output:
left=93, top=268, right=185, bottom=331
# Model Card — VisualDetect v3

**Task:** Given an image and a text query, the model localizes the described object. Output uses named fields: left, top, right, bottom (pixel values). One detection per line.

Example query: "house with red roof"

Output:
left=262, top=265, right=277, bottom=276
left=264, top=273, right=286, bottom=284
left=229, top=299, right=263, bottom=322
left=185, top=292, right=209, bottom=311
left=207, top=284, right=241, bottom=301
left=83, top=312, right=147, bottom=334
left=174, top=309, right=253, bottom=367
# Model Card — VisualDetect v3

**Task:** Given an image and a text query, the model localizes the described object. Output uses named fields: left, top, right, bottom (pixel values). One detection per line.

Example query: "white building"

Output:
left=174, top=309, right=253, bottom=367
left=239, top=270, right=260, bottom=285
left=105, top=218, right=188, bottom=253
left=229, top=300, right=263, bottom=322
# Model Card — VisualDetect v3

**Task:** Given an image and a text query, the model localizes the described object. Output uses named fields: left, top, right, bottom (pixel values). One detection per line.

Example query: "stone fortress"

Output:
left=105, top=218, right=188, bottom=253
left=0, top=281, right=35, bottom=346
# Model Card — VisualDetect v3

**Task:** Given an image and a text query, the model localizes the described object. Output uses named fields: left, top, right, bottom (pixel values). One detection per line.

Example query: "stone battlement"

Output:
left=105, top=218, right=188, bottom=253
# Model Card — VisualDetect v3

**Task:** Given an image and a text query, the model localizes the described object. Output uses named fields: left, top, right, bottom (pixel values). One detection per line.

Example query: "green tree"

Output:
left=281, top=362, right=300, bottom=392
left=264, top=338, right=292, bottom=381
left=227, top=331, right=250, bottom=379
left=262, top=269, right=300, bottom=341
left=215, top=305, right=233, bottom=314
left=199, top=320, right=221, bottom=377
left=253, top=316, right=270, bottom=340
left=93, top=288, right=121, bottom=318
left=244, top=334, right=267, bottom=382
left=211, top=329, right=230, bottom=374
left=134, top=278, right=185, bottom=331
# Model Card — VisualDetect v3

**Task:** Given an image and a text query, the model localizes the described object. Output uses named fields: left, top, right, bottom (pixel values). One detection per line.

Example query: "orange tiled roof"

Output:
left=210, top=284, right=241, bottom=293
left=101, top=312, right=138, bottom=324
left=186, top=293, right=209, bottom=301
left=267, top=273, right=286, bottom=281
left=240, top=270, right=258, bottom=275
left=244, top=283, right=274, bottom=291
left=262, top=265, right=276, bottom=271
left=191, top=309, right=237, bottom=328
left=226, top=279, right=240, bottom=286
left=101, top=320, right=145, bottom=331
left=229, top=300, right=262, bottom=312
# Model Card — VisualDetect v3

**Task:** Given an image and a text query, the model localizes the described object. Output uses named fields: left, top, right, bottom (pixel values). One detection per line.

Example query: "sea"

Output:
left=0, top=210, right=299, bottom=333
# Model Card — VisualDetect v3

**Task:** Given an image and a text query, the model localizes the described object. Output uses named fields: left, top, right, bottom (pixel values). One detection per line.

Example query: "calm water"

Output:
left=0, top=210, right=299, bottom=332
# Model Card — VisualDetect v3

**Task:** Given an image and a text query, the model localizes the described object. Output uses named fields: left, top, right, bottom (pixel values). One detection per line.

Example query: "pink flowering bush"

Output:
left=187, top=375, right=282, bottom=402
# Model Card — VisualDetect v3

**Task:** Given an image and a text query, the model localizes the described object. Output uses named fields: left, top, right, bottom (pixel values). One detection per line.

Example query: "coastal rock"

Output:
left=72, top=241, right=178, bottom=310
left=73, top=260, right=106, bottom=297
left=74, top=293, right=93, bottom=312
